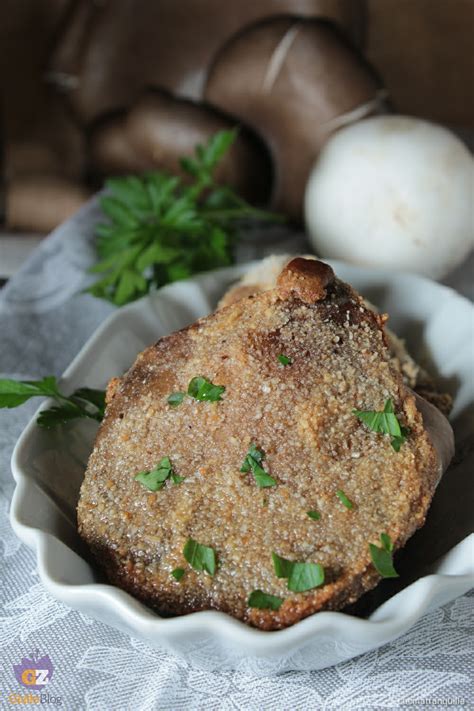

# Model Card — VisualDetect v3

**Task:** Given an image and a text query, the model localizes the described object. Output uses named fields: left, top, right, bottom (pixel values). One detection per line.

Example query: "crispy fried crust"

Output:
left=219, top=255, right=453, bottom=415
left=106, top=377, right=121, bottom=404
left=78, top=259, right=451, bottom=629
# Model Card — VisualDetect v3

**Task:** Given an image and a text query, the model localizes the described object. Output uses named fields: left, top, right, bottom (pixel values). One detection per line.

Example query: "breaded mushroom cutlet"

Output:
left=219, top=254, right=453, bottom=415
left=78, top=258, right=453, bottom=630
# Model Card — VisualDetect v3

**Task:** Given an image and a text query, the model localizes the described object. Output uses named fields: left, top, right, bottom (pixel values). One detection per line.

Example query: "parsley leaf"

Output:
left=369, top=533, right=399, bottom=578
left=167, top=377, right=225, bottom=406
left=380, top=532, right=394, bottom=552
left=240, top=444, right=277, bottom=488
left=0, top=377, right=105, bottom=428
left=37, top=401, right=90, bottom=428
left=167, top=392, right=185, bottom=407
left=187, top=377, right=225, bottom=402
left=73, top=388, right=106, bottom=416
left=391, top=429, right=410, bottom=452
left=0, top=376, right=60, bottom=407
left=135, top=456, right=182, bottom=491
left=287, top=562, right=325, bottom=593
left=171, top=567, right=185, bottom=581
left=277, top=354, right=292, bottom=366
left=87, top=130, right=283, bottom=306
left=183, top=538, right=217, bottom=576
left=336, top=489, right=354, bottom=509
left=307, top=510, right=321, bottom=521
left=353, top=399, right=409, bottom=451
left=271, top=552, right=294, bottom=579
left=272, top=552, right=325, bottom=593
left=248, top=590, right=284, bottom=611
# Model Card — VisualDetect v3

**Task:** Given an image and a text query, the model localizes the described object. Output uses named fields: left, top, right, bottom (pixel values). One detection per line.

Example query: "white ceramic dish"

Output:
left=10, top=260, right=474, bottom=674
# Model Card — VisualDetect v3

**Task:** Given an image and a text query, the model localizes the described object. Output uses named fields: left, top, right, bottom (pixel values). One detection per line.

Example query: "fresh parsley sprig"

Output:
left=353, top=398, right=409, bottom=451
left=0, top=377, right=105, bottom=429
left=87, top=130, right=283, bottom=306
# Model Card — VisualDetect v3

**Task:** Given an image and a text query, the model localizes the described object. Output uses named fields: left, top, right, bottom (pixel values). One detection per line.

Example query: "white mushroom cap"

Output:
left=305, top=116, right=474, bottom=279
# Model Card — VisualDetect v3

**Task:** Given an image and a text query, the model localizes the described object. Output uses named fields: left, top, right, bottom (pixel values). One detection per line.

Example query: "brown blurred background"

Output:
left=0, top=0, right=472, bottom=242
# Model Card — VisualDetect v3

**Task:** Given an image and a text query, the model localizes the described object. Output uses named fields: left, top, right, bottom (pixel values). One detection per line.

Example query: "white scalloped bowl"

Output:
left=10, top=261, right=474, bottom=674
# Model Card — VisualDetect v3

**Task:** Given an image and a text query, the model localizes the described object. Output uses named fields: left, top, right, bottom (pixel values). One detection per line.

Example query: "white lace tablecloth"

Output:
left=0, top=199, right=472, bottom=710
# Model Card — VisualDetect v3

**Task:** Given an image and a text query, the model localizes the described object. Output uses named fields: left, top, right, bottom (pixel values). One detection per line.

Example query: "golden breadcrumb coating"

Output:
left=78, top=258, right=451, bottom=629
left=219, top=254, right=452, bottom=415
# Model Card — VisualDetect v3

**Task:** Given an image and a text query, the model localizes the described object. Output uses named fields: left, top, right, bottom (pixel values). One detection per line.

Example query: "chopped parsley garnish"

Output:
left=0, top=376, right=105, bottom=428
left=353, top=398, right=409, bottom=451
left=167, top=377, right=225, bottom=407
left=240, top=444, right=276, bottom=488
left=183, top=538, right=217, bottom=576
left=369, top=533, right=399, bottom=578
left=307, top=510, right=321, bottom=521
left=272, top=552, right=294, bottom=579
left=248, top=590, right=284, bottom=610
left=287, top=562, right=325, bottom=593
left=272, top=552, right=325, bottom=593
left=171, top=567, right=185, bottom=581
left=277, top=354, right=292, bottom=366
left=167, top=392, right=185, bottom=407
left=187, top=376, right=225, bottom=402
left=336, top=489, right=353, bottom=509
left=135, top=456, right=183, bottom=491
